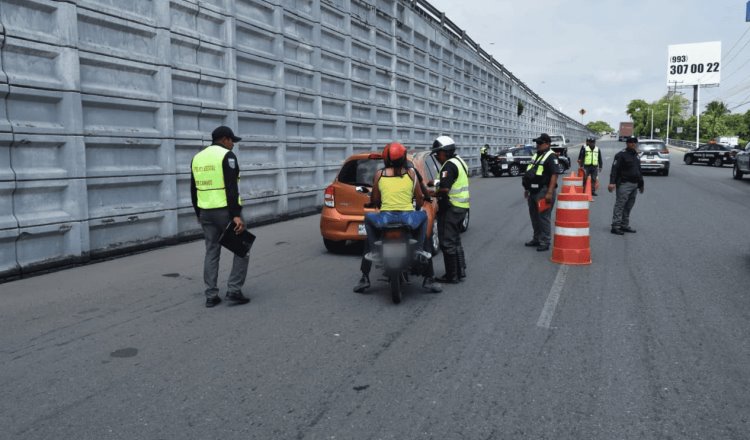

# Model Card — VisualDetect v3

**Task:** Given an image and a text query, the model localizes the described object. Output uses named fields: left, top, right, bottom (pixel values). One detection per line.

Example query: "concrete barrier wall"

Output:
left=0, top=0, right=591, bottom=278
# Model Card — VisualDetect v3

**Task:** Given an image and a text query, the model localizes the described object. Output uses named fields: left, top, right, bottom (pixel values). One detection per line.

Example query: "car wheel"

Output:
left=459, top=209, right=470, bottom=233
left=684, top=156, right=693, bottom=165
left=430, top=218, right=440, bottom=256
left=713, top=158, right=723, bottom=167
left=491, top=170, right=503, bottom=177
left=509, top=164, right=521, bottom=176
left=323, top=238, right=347, bottom=253
left=733, top=164, right=744, bottom=180
left=662, top=167, right=669, bottom=176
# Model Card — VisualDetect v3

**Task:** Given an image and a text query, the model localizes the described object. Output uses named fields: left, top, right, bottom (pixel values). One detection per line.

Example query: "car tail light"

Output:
left=661, top=148, right=669, bottom=154
left=324, top=185, right=335, bottom=208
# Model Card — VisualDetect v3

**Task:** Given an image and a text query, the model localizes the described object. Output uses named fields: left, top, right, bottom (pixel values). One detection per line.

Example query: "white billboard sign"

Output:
left=667, top=41, right=721, bottom=86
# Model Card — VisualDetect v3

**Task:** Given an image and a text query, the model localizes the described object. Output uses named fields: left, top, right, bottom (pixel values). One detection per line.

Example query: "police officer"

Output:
left=608, top=136, right=644, bottom=235
left=429, top=136, right=470, bottom=283
left=578, top=136, right=603, bottom=196
left=480, top=144, right=490, bottom=177
left=190, top=126, right=251, bottom=307
left=523, top=133, right=559, bottom=252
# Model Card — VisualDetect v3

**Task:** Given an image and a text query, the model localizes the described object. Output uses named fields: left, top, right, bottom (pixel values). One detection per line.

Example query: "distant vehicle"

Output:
left=618, top=122, right=634, bottom=141
left=733, top=142, right=750, bottom=179
left=683, top=143, right=737, bottom=167
left=549, top=135, right=566, bottom=149
left=637, top=139, right=670, bottom=176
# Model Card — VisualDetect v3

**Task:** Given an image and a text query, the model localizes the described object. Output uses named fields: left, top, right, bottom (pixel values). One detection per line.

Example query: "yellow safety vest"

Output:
left=191, top=145, right=241, bottom=209
left=378, top=171, right=415, bottom=211
left=440, top=157, right=470, bottom=209
left=527, top=150, right=554, bottom=175
left=584, top=146, right=600, bottom=166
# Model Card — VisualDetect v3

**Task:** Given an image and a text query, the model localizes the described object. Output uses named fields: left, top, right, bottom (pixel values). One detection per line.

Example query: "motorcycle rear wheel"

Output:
left=390, top=273, right=402, bottom=304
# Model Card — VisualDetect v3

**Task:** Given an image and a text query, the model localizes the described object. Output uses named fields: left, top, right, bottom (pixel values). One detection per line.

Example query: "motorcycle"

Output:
left=365, top=223, right=427, bottom=304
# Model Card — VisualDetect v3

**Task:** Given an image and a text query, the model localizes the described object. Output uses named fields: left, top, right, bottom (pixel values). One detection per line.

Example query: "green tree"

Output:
left=626, top=99, right=650, bottom=136
left=703, top=100, right=730, bottom=139
left=585, top=120, right=614, bottom=134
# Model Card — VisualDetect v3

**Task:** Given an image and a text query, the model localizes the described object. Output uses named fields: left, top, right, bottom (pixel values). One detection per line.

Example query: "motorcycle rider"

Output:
left=353, top=142, right=442, bottom=294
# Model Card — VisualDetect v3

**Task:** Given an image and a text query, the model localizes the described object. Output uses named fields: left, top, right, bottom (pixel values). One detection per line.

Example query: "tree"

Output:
left=585, top=120, right=614, bottom=134
left=626, top=99, right=650, bottom=136
left=703, top=100, right=730, bottom=139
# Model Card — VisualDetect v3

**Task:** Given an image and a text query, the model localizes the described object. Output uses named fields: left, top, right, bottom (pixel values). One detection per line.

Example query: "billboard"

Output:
left=667, top=41, right=721, bottom=86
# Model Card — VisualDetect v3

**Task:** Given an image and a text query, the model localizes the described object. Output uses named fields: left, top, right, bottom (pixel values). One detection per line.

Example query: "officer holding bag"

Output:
left=522, top=133, right=559, bottom=252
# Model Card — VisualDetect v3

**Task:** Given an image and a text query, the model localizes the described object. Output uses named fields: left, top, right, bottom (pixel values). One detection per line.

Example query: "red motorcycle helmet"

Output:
left=383, top=142, right=407, bottom=167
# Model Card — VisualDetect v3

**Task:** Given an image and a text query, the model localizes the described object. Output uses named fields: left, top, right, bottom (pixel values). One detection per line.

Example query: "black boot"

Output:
left=456, top=246, right=467, bottom=280
left=435, top=252, right=459, bottom=284
left=353, top=258, right=372, bottom=293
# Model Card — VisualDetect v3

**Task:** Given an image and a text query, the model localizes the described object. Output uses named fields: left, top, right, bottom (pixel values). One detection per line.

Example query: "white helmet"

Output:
left=431, top=136, right=456, bottom=154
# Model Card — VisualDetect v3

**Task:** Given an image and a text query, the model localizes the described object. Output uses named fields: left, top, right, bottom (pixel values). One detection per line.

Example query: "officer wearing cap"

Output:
left=608, top=136, right=644, bottom=235
left=523, top=133, right=559, bottom=251
left=429, top=136, right=470, bottom=283
left=480, top=144, right=490, bottom=177
left=190, top=126, right=251, bottom=307
left=578, top=136, right=603, bottom=196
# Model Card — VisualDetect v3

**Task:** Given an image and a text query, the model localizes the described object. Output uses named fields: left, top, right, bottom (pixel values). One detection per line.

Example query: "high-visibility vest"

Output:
left=440, top=156, right=470, bottom=209
left=379, top=172, right=415, bottom=211
left=526, top=150, right=554, bottom=176
left=191, top=145, right=241, bottom=209
left=584, top=146, right=600, bottom=166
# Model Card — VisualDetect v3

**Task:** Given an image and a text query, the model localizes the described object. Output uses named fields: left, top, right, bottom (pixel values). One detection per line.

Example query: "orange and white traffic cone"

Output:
left=551, top=184, right=591, bottom=265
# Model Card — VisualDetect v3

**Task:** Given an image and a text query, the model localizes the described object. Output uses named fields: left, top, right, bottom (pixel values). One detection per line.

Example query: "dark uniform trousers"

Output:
left=199, top=208, right=249, bottom=298
left=583, top=166, right=598, bottom=191
left=437, top=205, right=466, bottom=254
left=527, top=186, right=556, bottom=246
left=611, top=181, right=638, bottom=229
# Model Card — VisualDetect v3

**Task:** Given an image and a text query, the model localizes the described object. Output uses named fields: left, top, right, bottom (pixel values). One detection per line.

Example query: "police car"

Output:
left=487, top=145, right=535, bottom=177
left=683, top=143, right=737, bottom=167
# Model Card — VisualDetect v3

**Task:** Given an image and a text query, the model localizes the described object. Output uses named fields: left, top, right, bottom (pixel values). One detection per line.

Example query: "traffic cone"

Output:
left=551, top=184, right=591, bottom=265
left=560, top=173, right=584, bottom=195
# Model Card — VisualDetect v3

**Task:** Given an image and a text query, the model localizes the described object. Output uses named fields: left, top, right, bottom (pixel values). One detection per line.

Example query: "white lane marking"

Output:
left=537, top=265, right=569, bottom=329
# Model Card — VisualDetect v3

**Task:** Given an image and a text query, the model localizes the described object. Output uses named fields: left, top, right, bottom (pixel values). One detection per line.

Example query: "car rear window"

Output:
left=338, top=159, right=381, bottom=186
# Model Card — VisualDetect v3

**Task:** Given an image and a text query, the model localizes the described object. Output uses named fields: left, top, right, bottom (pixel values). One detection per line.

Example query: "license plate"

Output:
left=501, top=164, right=508, bottom=169
left=382, top=243, right=407, bottom=258
left=357, top=224, right=366, bottom=235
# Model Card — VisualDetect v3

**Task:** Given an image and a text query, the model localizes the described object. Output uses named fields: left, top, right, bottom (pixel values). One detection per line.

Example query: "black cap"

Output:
left=625, top=136, right=638, bottom=143
left=212, top=126, right=242, bottom=142
left=534, top=133, right=551, bottom=144
left=586, top=136, right=597, bottom=142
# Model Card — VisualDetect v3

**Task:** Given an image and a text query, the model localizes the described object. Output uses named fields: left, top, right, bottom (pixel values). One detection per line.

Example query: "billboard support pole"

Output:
left=695, top=83, right=701, bottom=147
left=692, top=85, right=699, bottom=116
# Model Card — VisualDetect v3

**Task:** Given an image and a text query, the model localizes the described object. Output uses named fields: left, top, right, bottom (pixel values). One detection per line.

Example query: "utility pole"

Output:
left=666, top=80, right=682, bottom=146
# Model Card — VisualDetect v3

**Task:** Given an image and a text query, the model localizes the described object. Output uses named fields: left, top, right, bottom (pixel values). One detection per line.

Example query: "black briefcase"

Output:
left=219, top=221, right=256, bottom=258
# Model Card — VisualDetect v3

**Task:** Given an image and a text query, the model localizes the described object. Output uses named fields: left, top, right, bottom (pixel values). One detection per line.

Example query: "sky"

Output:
left=427, top=0, right=749, bottom=129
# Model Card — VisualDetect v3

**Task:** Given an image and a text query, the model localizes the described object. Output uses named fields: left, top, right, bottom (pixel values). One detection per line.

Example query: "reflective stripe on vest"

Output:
left=192, top=145, right=240, bottom=209
left=378, top=172, right=415, bottom=211
left=526, top=150, right=554, bottom=175
left=584, top=146, right=600, bottom=166
left=441, top=156, right=470, bottom=208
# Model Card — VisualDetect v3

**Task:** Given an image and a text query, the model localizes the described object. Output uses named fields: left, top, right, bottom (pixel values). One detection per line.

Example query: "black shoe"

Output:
left=225, top=291, right=250, bottom=305
left=592, top=191, right=598, bottom=196
left=525, top=240, right=540, bottom=247
left=205, top=296, right=222, bottom=308
left=536, top=244, right=550, bottom=252
left=353, top=275, right=370, bottom=293
left=435, top=274, right=459, bottom=284
left=621, top=226, right=637, bottom=233
left=611, top=228, right=624, bottom=235
left=422, top=277, right=443, bottom=293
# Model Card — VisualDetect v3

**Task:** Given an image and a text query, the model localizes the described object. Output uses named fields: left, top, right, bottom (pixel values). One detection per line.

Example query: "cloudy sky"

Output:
left=427, top=0, right=748, bottom=128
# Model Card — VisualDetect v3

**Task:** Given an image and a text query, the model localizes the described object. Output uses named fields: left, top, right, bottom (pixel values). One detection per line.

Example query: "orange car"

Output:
left=320, top=150, right=441, bottom=253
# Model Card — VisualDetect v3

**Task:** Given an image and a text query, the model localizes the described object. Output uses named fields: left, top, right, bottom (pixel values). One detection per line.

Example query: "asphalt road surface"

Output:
left=2, top=140, right=750, bottom=439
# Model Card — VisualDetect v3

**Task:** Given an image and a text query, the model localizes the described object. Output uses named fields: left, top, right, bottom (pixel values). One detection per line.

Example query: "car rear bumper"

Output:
left=320, top=207, right=366, bottom=242
left=640, top=161, right=669, bottom=170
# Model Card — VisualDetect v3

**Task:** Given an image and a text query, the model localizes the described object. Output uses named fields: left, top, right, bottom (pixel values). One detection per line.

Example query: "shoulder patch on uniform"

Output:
left=441, top=171, right=448, bottom=178
left=228, top=157, right=236, bottom=169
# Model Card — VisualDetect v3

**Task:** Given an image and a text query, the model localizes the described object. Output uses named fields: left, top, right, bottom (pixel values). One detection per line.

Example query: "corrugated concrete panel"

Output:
left=0, top=0, right=592, bottom=276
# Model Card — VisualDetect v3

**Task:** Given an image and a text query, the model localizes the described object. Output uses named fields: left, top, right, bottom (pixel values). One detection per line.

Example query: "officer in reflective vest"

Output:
left=429, top=136, right=470, bottom=283
left=522, top=133, right=559, bottom=252
left=190, top=126, right=250, bottom=308
left=480, top=144, right=490, bottom=177
left=578, top=136, right=603, bottom=196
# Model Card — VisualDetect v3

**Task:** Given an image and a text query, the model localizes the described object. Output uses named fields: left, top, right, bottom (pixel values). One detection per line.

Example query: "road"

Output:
left=2, top=139, right=750, bottom=439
